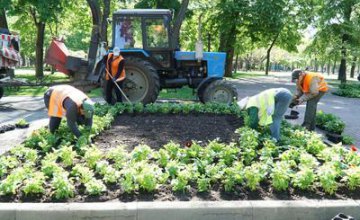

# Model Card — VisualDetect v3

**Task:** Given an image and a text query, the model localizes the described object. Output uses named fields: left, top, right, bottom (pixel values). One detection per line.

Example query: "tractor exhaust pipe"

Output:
left=195, top=14, right=204, bottom=62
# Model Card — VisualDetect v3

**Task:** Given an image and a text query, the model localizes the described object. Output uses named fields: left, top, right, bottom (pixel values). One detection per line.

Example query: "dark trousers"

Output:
left=105, top=80, right=123, bottom=105
left=303, top=92, right=325, bottom=131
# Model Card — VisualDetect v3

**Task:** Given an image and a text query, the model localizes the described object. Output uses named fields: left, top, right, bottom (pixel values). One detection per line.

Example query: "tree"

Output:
left=1, top=0, right=70, bottom=78
left=248, top=0, right=314, bottom=75
left=0, top=8, right=8, bottom=29
left=212, top=0, right=251, bottom=77
left=315, top=0, right=360, bottom=83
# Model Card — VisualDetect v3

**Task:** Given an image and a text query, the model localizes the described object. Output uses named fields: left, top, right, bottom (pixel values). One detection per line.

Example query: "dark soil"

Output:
left=94, top=113, right=243, bottom=151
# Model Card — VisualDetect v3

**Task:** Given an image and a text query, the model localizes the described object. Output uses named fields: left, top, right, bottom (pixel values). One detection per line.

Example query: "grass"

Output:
left=230, top=71, right=266, bottom=79
left=158, top=86, right=196, bottom=100
left=2, top=72, right=71, bottom=97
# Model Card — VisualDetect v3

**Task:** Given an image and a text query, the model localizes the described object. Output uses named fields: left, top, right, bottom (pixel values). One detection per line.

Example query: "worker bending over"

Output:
left=44, top=85, right=94, bottom=138
left=290, top=69, right=328, bottom=131
left=238, top=88, right=293, bottom=141
left=103, top=47, right=126, bottom=104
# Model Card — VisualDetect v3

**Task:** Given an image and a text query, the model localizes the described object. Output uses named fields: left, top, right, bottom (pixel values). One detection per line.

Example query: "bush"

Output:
left=333, top=84, right=360, bottom=98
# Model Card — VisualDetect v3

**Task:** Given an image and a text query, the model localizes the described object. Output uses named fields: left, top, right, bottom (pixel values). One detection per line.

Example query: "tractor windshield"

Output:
left=144, top=18, right=169, bottom=48
left=114, top=16, right=143, bottom=49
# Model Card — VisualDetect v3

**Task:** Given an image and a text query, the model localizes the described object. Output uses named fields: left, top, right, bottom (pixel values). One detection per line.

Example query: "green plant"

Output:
left=119, top=168, right=138, bottom=193
left=57, top=145, right=77, bottom=167
left=71, top=164, right=94, bottom=184
left=131, top=145, right=153, bottom=162
left=84, top=146, right=103, bottom=168
left=84, top=178, right=106, bottom=195
left=197, top=176, right=211, bottom=192
left=292, top=167, right=316, bottom=190
left=324, top=120, right=345, bottom=134
left=164, top=141, right=181, bottom=159
left=106, top=145, right=129, bottom=169
left=244, top=162, right=267, bottom=191
left=41, top=153, right=64, bottom=177
left=299, top=153, right=319, bottom=169
left=0, top=167, right=28, bottom=195
left=317, top=163, right=339, bottom=195
left=22, top=171, right=46, bottom=195
left=342, top=167, right=360, bottom=190
left=342, top=135, right=355, bottom=145
left=16, top=118, right=29, bottom=126
left=271, top=161, right=292, bottom=191
left=51, top=172, right=75, bottom=199
left=137, top=165, right=160, bottom=192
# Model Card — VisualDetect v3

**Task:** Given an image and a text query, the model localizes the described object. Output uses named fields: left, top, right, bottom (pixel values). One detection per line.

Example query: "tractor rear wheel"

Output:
left=202, top=80, right=237, bottom=104
left=102, top=56, right=160, bottom=104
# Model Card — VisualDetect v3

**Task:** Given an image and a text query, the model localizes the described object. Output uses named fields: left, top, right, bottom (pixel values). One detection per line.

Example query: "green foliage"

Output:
left=317, top=163, right=339, bottom=195
left=16, top=119, right=29, bottom=126
left=333, top=84, right=360, bottom=98
left=197, top=176, right=211, bottom=192
left=22, top=171, right=46, bottom=195
left=51, top=172, right=75, bottom=199
left=292, top=167, right=316, bottom=190
left=57, top=145, right=77, bottom=167
left=84, top=146, right=103, bottom=168
left=0, top=167, right=28, bottom=195
left=271, top=161, right=292, bottom=191
left=316, top=111, right=346, bottom=134
left=71, top=164, right=94, bottom=184
left=244, top=162, right=267, bottom=191
left=84, top=178, right=106, bottom=195
left=131, top=145, right=153, bottom=162
left=343, top=167, right=360, bottom=190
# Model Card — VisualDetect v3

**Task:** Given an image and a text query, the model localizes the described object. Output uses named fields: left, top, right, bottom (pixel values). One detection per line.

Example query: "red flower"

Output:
left=351, top=145, right=357, bottom=152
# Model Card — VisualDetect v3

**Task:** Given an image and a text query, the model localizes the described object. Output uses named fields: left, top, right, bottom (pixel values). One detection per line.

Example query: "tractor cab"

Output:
left=112, top=9, right=173, bottom=69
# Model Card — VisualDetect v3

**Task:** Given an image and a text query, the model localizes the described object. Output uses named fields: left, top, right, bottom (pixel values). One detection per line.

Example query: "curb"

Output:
left=0, top=200, right=359, bottom=220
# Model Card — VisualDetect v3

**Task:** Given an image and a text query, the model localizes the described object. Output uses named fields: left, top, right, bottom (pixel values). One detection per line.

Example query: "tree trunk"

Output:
left=265, top=32, right=280, bottom=75
left=0, top=8, right=8, bottom=29
left=219, top=24, right=237, bottom=77
left=101, top=0, right=110, bottom=44
left=338, top=34, right=347, bottom=83
left=327, top=60, right=330, bottom=75
left=233, top=52, right=239, bottom=74
left=171, top=0, right=189, bottom=49
left=35, top=22, right=45, bottom=78
left=350, top=57, right=356, bottom=78
left=332, top=59, right=336, bottom=75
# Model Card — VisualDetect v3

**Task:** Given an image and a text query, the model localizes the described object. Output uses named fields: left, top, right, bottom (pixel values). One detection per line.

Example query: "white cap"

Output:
left=237, top=96, right=249, bottom=110
left=113, top=47, right=120, bottom=53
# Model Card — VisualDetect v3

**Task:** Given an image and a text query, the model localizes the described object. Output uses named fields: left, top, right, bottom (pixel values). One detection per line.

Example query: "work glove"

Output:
left=289, top=99, right=299, bottom=108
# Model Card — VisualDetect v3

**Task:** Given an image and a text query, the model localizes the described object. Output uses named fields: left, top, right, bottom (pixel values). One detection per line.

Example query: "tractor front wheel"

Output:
left=202, top=80, right=237, bottom=104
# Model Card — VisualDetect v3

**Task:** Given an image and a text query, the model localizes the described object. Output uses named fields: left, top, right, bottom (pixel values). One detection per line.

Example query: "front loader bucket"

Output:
left=45, top=38, right=71, bottom=75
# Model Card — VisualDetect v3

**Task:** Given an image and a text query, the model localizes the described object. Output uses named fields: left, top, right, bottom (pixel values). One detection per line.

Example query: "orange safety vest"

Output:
left=106, top=53, right=125, bottom=81
left=301, top=72, right=328, bottom=93
left=48, top=85, right=89, bottom=118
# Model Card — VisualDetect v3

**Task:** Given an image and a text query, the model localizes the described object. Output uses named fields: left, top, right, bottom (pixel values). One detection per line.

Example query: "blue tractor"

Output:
left=96, top=9, right=237, bottom=104
left=46, top=8, right=237, bottom=104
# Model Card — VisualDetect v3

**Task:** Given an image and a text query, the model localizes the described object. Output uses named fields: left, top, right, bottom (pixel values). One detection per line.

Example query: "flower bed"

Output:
left=0, top=103, right=359, bottom=202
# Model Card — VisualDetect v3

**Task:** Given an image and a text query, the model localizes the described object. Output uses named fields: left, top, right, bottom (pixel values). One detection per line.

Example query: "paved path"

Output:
left=231, top=73, right=360, bottom=147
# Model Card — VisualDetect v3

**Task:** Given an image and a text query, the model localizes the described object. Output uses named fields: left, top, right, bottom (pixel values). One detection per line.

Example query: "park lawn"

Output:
left=230, top=71, right=268, bottom=79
